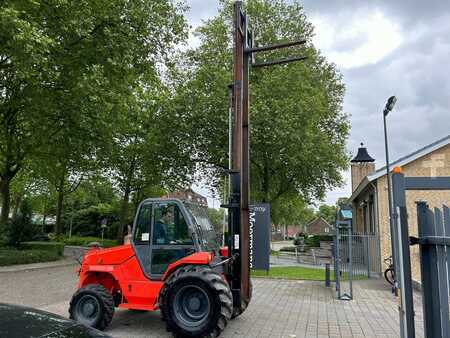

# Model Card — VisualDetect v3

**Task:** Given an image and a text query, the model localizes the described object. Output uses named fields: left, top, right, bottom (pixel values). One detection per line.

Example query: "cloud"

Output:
left=183, top=1, right=450, bottom=206
left=311, top=9, right=403, bottom=69
left=301, top=0, right=450, bottom=24
left=320, top=4, right=450, bottom=204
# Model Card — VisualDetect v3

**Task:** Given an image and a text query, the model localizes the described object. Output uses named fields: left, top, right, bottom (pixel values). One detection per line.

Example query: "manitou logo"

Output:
left=249, top=209, right=256, bottom=269
left=249, top=204, right=270, bottom=271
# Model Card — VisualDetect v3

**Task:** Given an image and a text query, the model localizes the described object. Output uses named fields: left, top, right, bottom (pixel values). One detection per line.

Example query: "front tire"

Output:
left=159, top=265, right=232, bottom=338
left=69, top=284, right=114, bottom=330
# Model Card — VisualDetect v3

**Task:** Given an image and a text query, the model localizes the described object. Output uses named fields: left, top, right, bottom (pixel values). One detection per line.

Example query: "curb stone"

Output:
left=0, top=258, right=77, bottom=273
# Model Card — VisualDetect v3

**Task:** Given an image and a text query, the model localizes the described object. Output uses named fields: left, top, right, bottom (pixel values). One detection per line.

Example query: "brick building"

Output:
left=349, top=136, right=450, bottom=282
left=164, top=188, right=208, bottom=207
left=304, top=217, right=332, bottom=235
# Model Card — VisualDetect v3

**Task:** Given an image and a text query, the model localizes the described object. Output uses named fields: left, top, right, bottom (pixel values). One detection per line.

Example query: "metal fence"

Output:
left=333, top=221, right=381, bottom=300
left=350, top=232, right=381, bottom=278
left=416, top=202, right=450, bottom=338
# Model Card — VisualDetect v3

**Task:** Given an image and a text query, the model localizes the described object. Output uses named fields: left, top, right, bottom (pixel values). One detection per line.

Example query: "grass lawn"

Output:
left=0, top=248, right=61, bottom=266
left=251, top=266, right=367, bottom=281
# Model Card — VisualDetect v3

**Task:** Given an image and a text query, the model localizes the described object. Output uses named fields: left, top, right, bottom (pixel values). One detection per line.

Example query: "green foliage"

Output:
left=173, top=0, right=349, bottom=222
left=304, top=235, right=333, bottom=248
left=279, top=246, right=296, bottom=252
left=0, top=0, right=188, bottom=232
left=6, top=199, right=35, bottom=247
left=66, top=203, right=120, bottom=237
left=293, top=237, right=304, bottom=246
left=251, top=266, right=366, bottom=281
left=336, top=197, right=350, bottom=209
left=55, top=236, right=117, bottom=248
left=20, top=241, right=64, bottom=256
left=271, top=193, right=315, bottom=226
left=0, top=249, right=61, bottom=266
left=207, top=208, right=226, bottom=234
left=252, top=266, right=327, bottom=281
left=316, top=204, right=337, bottom=225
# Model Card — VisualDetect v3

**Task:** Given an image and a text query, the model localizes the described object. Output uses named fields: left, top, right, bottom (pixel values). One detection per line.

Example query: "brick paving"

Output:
left=102, top=278, right=424, bottom=338
left=222, top=278, right=424, bottom=338
left=0, top=263, right=424, bottom=337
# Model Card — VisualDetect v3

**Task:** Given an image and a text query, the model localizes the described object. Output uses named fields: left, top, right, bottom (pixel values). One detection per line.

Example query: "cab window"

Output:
left=151, top=202, right=194, bottom=276
left=152, top=203, right=192, bottom=245
left=134, top=203, right=152, bottom=243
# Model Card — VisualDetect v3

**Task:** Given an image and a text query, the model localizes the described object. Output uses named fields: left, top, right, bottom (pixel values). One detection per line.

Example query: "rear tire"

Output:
left=159, top=265, right=232, bottom=338
left=231, top=279, right=252, bottom=319
left=384, top=268, right=395, bottom=286
left=69, top=284, right=114, bottom=330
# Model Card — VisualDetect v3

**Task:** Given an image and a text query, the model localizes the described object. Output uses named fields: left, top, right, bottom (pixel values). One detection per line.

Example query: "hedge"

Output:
left=20, top=241, right=65, bottom=256
left=0, top=249, right=61, bottom=266
left=56, top=236, right=118, bottom=248
left=279, top=246, right=297, bottom=252
left=304, top=235, right=333, bottom=248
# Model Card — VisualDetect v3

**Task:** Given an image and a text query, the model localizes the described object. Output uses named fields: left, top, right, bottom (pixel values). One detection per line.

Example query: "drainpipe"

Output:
left=370, top=181, right=382, bottom=275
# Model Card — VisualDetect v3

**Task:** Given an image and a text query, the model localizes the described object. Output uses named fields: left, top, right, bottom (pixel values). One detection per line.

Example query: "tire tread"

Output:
left=159, top=265, right=232, bottom=337
left=69, top=284, right=114, bottom=330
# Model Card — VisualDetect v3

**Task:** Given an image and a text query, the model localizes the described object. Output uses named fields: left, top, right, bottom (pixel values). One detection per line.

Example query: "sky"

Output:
left=187, top=0, right=450, bottom=207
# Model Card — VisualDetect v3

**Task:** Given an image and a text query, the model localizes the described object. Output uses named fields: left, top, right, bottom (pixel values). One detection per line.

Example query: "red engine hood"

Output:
left=83, top=244, right=135, bottom=265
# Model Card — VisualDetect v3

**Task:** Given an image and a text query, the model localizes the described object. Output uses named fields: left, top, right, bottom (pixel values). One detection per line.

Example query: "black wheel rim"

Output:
left=385, top=269, right=395, bottom=286
left=75, top=294, right=101, bottom=326
left=174, top=285, right=211, bottom=328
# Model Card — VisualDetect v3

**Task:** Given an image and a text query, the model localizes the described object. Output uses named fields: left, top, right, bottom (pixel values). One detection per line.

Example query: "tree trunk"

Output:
left=117, top=188, right=131, bottom=243
left=0, top=178, right=11, bottom=226
left=117, top=160, right=136, bottom=243
left=55, top=176, right=65, bottom=235
left=12, top=192, right=23, bottom=219
left=42, top=213, right=47, bottom=233
left=262, top=161, right=270, bottom=203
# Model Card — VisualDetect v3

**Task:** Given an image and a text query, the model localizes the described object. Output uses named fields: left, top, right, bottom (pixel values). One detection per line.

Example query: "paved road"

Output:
left=0, top=263, right=424, bottom=337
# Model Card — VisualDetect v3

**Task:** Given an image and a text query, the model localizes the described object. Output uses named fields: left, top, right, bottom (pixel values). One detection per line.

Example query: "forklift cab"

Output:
left=131, top=198, right=219, bottom=280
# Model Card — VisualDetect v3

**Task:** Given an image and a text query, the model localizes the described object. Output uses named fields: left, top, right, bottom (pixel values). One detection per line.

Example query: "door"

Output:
left=150, top=201, right=196, bottom=278
left=133, top=201, right=153, bottom=276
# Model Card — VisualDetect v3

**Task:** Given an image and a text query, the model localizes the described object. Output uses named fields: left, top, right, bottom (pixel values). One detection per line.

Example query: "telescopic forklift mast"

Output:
left=225, top=0, right=307, bottom=311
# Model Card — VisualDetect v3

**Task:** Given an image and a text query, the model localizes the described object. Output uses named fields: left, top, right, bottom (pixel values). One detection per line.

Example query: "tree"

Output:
left=0, top=0, right=187, bottom=231
left=208, top=208, right=226, bottom=235
left=316, top=204, right=337, bottom=225
left=173, top=0, right=349, bottom=221
left=108, top=86, right=194, bottom=241
left=336, top=197, right=350, bottom=209
left=7, top=198, right=33, bottom=247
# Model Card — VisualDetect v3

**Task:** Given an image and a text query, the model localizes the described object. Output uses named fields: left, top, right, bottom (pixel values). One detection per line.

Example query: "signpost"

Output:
left=249, top=204, right=270, bottom=271
left=101, top=218, right=107, bottom=243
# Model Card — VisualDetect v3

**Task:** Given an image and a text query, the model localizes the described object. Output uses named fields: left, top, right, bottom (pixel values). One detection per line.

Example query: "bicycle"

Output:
left=384, top=256, right=395, bottom=286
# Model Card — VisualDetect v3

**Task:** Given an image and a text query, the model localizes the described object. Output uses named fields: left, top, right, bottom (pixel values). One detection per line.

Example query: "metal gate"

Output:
left=391, top=172, right=450, bottom=338
left=416, top=202, right=450, bottom=338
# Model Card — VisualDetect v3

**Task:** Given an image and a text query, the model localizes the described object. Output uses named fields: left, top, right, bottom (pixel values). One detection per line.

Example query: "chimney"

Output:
left=351, top=143, right=375, bottom=192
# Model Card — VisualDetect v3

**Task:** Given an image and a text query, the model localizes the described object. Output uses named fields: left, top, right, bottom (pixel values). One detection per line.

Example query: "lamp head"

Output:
left=384, top=96, right=397, bottom=115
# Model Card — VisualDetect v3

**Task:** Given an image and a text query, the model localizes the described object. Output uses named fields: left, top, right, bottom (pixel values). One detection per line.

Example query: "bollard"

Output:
left=325, top=263, right=330, bottom=287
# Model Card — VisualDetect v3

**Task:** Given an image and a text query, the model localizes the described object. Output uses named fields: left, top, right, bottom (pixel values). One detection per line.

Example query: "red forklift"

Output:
left=68, top=2, right=306, bottom=337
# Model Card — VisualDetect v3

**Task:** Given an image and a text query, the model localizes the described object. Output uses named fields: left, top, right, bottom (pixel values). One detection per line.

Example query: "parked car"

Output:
left=0, top=303, right=111, bottom=338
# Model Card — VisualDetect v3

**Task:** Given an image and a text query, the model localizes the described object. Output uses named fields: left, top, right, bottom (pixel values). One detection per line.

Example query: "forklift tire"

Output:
left=69, top=284, right=114, bottom=330
left=231, top=279, right=252, bottom=319
left=159, top=265, right=232, bottom=338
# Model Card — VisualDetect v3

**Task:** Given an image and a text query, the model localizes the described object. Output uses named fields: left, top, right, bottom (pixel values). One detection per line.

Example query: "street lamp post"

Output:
left=382, top=95, right=397, bottom=291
